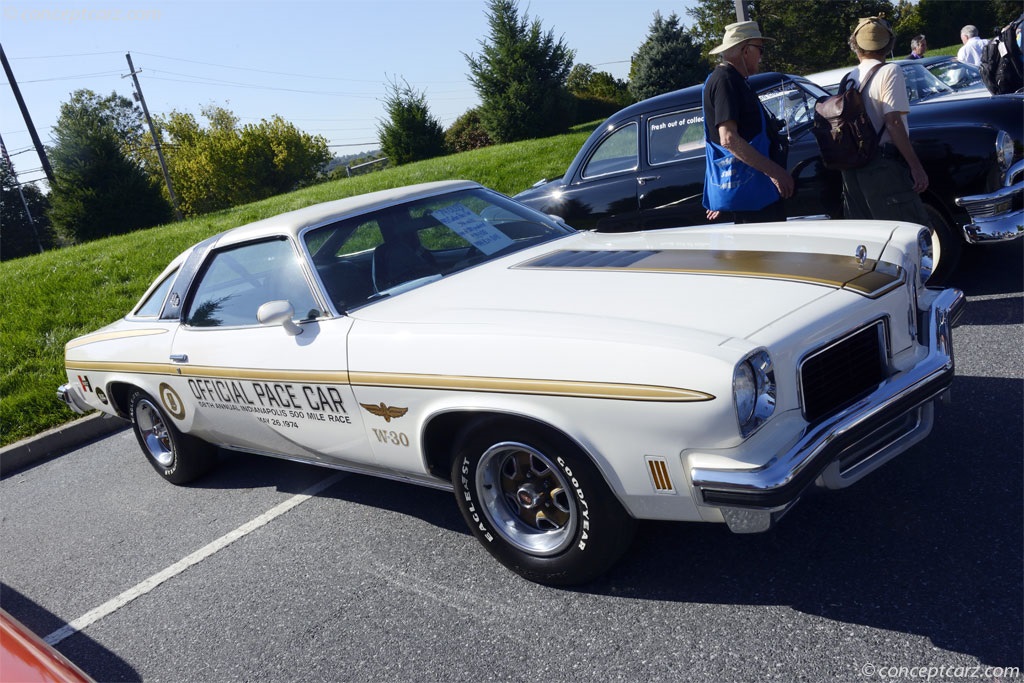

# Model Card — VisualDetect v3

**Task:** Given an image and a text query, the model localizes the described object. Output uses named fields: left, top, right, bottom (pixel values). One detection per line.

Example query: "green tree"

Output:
left=465, top=0, right=576, bottom=142
left=377, top=77, right=448, bottom=164
left=445, top=108, right=493, bottom=153
left=159, top=105, right=331, bottom=216
left=47, top=89, right=172, bottom=242
left=687, top=0, right=897, bottom=74
left=911, top=0, right=1023, bottom=51
left=1, top=156, right=54, bottom=260
left=629, top=12, right=708, bottom=101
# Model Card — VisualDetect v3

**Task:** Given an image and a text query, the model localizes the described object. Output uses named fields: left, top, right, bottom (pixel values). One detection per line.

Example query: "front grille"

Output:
left=800, top=321, right=888, bottom=423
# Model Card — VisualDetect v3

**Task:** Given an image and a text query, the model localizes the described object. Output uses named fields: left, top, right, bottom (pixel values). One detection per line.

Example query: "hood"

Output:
left=349, top=221, right=901, bottom=349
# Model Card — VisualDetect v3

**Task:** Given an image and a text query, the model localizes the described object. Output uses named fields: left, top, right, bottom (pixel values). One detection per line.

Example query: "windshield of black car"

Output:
left=303, top=188, right=573, bottom=312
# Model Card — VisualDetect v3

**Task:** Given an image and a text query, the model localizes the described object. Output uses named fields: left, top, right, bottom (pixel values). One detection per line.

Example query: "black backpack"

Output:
left=980, top=15, right=1023, bottom=95
left=811, top=64, right=884, bottom=171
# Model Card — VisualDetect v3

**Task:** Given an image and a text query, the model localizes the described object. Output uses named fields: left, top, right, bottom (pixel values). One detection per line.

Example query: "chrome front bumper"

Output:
left=57, top=383, right=90, bottom=415
left=956, top=160, right=1024, bottom=244
left=690, top=287, right=966, bottom=533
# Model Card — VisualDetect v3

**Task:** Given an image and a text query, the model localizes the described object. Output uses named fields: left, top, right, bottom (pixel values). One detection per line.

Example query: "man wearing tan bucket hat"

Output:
left=841, top=16, right=930, bottom=228
left=702, top=21, right=794, bottom=223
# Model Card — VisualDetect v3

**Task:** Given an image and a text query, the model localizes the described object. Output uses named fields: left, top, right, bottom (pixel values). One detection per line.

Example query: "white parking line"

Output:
left=44, top=472, right=347, bottom=646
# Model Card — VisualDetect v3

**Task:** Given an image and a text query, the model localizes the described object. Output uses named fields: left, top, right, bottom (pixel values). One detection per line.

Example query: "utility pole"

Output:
left=0, top=132, right=45, bottom=254
left=124, top=52, right=182, bottom=221
left=0, top=42, right=54, bottom=186
left=734, top=0, right=750, bottom=22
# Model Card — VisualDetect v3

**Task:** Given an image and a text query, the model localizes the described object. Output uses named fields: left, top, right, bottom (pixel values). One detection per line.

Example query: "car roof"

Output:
left=212, top=180, right=482, bottom=248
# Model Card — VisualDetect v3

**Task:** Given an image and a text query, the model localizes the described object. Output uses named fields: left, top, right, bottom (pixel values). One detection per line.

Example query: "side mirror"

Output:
left=257, top=300, right=303, bottom=336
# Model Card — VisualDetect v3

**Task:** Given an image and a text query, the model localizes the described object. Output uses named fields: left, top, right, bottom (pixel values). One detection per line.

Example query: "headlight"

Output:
left=733, top=350, right=776, bottom=437
left=917, top=228, right=934, bottom=285
left=996, top=130, right=1013, bottom=175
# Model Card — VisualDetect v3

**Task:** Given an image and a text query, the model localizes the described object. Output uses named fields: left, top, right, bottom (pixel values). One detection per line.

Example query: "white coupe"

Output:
left=59, top=180, right=964, bottom=585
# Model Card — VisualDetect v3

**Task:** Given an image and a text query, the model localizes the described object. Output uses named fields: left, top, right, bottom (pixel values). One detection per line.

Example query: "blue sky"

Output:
left=1, top=0, right=698, bottom=189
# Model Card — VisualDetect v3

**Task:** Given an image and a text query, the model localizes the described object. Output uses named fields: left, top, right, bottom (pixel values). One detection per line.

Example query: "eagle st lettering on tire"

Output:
left=129, top=389, right=217, bottom=485
left=451, top=417, right=636, bottom=586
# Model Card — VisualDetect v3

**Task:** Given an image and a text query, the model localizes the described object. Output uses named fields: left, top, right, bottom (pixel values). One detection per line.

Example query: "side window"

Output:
left=648, top=110, right=705, bottom=166
left=758, top=82, right=817, bottom=130
left=185, top=238, right=321, bottom=328
left=581, top=123, right=638, bottom=179
left=133, top=268, right=178, bottom=317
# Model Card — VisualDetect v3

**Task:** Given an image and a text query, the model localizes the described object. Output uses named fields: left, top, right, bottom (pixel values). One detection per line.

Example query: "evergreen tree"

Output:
left=47, top=89, right=172, bottom=242
left=629, top=12, right=707, bottom=101
left=465, top=0, right=576, bottom=142
left=1, top=156, right=54, bottom=260
left=377, top=77, right=447, bottom=165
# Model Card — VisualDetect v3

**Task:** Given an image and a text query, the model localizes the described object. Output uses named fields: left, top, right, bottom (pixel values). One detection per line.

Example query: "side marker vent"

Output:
left=645, top=456, right=676, bottom=494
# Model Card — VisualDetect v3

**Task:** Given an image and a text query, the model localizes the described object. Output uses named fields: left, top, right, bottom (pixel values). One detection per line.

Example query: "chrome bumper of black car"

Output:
left=691, top=287, right=965, bottom=534
left=957, top=160, right=1024, bottom=244
left=57, top=383, right=90, bottom=415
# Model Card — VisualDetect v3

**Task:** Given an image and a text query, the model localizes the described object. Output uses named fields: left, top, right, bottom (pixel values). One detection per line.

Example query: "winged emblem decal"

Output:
left=360, top=402, right=409, bottom=422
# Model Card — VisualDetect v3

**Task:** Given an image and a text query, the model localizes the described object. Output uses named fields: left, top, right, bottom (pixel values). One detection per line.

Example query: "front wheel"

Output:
left=129, top=389, right=217, bottom=484
left=451, top=418, right=636, bottom=585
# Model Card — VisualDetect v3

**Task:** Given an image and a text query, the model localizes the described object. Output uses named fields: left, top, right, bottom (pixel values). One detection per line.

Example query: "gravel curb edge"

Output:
left=0, top=413, right=129, bottom=477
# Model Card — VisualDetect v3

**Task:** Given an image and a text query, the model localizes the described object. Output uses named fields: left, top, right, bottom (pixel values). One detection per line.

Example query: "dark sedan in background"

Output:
left=515, top=72, right=1022, bottom=281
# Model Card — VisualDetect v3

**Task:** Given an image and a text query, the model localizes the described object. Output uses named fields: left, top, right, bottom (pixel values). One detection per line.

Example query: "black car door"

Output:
left=636, top=107, right=712, bottom=229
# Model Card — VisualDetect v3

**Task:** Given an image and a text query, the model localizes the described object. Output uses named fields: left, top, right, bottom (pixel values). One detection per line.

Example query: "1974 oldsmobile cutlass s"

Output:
left=59, top=180, right=964, bottom=585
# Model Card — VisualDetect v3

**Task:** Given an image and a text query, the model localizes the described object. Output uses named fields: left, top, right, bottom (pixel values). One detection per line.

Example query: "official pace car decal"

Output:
left=515, top=249, right=904, bottom=298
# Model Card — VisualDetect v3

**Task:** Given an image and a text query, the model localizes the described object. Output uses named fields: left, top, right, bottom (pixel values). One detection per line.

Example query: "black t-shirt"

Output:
left=703, top=63, right=763, bottom=146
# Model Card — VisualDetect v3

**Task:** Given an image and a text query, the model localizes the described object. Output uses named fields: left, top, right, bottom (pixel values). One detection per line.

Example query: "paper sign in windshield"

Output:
left=432, top=204, right=514, bottom=255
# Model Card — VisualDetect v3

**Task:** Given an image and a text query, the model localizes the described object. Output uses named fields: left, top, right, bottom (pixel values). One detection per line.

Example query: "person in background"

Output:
left=956, top=25, right=988, bottom=66
left=701, top=20, right=794, bottom=223
left=908, top=34, right=927, bottom=59
left=842, top=16, right=930, bottom=227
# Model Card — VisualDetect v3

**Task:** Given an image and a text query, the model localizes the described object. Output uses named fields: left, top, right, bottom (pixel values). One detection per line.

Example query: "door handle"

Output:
left=637, top=175, right=660, bottom=185
left=169, top=354, right=189, bottom=363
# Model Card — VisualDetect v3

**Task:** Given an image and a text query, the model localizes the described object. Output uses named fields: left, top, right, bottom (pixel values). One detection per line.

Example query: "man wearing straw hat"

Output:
left=702, top=20, right=794, bottom=223
left=842, top=16, right=929, bottom=226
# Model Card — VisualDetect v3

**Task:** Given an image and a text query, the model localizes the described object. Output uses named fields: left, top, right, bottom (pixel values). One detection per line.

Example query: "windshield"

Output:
left=901, top=63, right=954, bottom=102
left=303, top=187, right=573, bottom=312
left=926, top=60, right=982, bottom=91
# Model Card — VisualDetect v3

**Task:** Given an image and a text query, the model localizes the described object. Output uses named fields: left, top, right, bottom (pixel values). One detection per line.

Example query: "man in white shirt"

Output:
left=841, top=16, right=930, bottom=226
left=957, top=25, right=988, bottom=66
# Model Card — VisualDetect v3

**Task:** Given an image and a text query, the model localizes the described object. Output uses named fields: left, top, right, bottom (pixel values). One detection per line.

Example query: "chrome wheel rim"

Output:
left=136, top=398, right=174, bottom=468
left=476, top=442, right=577, bottom=556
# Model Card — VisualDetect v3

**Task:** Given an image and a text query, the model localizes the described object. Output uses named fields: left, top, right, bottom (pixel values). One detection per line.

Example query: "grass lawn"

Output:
left=0, top=123, right=594, bottom=446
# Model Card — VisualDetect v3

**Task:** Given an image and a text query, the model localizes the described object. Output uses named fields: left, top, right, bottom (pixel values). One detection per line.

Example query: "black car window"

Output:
left=648, top=110, right=705, bottom=165
left=581, top=122, right=638, bottom=179
left=133, top=268, right=178, bottom=318
left=758, top=81, right=818, bottom=131
left=184, top=238, right=322, bottom=328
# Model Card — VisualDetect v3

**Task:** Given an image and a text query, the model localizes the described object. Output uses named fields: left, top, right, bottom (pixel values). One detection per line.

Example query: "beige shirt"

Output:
left=847, top=59, right=910, bottom=146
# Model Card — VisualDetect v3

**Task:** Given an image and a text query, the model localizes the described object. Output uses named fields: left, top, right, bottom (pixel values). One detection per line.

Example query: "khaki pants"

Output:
left=841, top=156, right=931, bottom=227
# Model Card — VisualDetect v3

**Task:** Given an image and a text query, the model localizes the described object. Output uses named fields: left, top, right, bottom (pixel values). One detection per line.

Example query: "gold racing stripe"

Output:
left=516, top=249, right=904, bottom=298
left=65, top=328, right=169, bottom=350
left=63, top=361, right=713, bottom=403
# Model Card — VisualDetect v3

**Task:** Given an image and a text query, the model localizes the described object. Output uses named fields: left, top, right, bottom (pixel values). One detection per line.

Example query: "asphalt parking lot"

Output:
left=1, top=240, right=1021, bottom=683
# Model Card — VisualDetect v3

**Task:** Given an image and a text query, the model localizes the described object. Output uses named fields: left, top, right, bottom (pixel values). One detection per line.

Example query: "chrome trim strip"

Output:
left=691, top=287, right=964, bottom=514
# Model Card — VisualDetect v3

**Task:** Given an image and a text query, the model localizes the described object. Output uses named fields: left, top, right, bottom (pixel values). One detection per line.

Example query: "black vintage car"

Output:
left=515, top=72, right=1023, bottom=281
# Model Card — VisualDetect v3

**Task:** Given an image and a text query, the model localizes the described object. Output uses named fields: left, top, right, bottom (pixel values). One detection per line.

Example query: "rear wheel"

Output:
left=924, top=202, right=962, bottom=284
left=452, top=417, right=636, bottom=585
left=129, top=389, right=216, bottom=484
